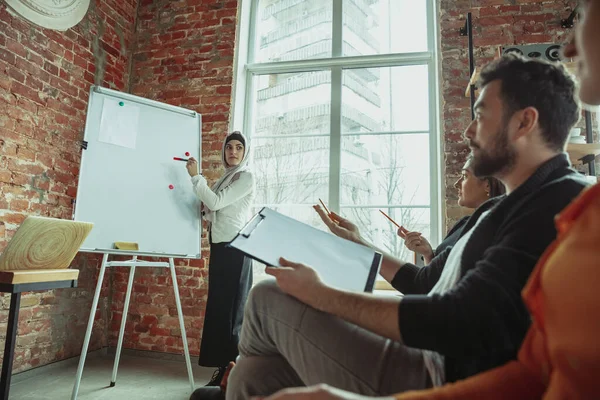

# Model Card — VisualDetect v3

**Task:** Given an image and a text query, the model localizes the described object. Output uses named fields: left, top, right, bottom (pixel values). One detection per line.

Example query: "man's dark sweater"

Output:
left=391, top=154, right=588, bottom=383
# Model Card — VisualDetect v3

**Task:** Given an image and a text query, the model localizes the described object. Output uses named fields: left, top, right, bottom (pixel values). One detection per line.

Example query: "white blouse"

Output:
left=190, top=171, right=255, bottom=243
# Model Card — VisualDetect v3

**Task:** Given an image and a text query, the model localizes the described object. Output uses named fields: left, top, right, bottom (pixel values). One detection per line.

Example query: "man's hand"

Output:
left=266, top=258, right=330, bottom=310
left=313, top=205, right=364, bottom=245
left=186, top=157, right=199, bottom=177
left=253, top=384, right=386, bottom=400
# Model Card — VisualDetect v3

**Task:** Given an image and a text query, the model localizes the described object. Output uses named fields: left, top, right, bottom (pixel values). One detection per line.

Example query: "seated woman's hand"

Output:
left=401, top=231, right=434, bottom=264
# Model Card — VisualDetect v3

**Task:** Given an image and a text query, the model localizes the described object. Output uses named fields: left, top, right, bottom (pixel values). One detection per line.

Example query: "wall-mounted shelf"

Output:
left=567, top=143, right=600, bottom=165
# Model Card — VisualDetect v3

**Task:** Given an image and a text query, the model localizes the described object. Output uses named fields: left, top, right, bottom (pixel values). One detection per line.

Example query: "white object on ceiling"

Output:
left=5, top=0, right=90, bottom=31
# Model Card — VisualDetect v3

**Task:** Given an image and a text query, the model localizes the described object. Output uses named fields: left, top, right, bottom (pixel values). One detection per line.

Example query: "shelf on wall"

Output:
left=567, top=143, right=600, bottom=165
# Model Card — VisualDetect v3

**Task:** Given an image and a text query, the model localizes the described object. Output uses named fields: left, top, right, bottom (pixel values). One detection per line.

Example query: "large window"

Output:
left=236, top=0, right=440, bottom=279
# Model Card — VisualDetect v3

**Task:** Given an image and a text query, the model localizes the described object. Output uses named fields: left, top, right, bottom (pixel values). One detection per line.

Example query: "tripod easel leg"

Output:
left=71, top=253, right=109, bottom=400
left=169, top=258, right=195, bottom=392
left=111, top=260, right=137, bottom=386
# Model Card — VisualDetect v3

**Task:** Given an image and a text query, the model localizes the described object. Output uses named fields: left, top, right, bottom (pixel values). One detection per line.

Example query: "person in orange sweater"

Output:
left=258, top=1, right=600, bottom=399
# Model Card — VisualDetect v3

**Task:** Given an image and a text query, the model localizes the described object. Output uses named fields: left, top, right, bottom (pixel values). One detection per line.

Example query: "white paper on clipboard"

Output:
left=229, top=207, right=382, bottom=293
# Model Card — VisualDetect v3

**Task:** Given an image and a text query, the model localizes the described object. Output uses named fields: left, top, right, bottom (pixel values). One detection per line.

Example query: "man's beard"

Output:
left=469, top=121, right=517, bottom=178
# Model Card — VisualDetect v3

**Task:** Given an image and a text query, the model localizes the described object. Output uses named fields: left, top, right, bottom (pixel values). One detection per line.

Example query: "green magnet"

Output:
left=119, top=101, right=124, bottom=106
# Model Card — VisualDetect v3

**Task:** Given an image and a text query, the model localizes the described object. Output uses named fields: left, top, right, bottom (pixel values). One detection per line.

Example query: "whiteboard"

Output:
left=74, top=86, right=202, bottom=258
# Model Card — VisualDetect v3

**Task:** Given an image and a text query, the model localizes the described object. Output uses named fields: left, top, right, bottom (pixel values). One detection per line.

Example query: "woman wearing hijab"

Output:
left=186, top=131, right=255, bottom=387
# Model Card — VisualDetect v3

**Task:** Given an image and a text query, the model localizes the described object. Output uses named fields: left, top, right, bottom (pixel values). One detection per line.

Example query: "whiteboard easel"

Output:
left=71, top=86, right=202, bottom=398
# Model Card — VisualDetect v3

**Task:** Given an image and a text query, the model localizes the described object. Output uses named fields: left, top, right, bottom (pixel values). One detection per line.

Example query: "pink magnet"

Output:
left=185, top=152, right=190, bottom=156
left=169, top=184, right=174, bottom=190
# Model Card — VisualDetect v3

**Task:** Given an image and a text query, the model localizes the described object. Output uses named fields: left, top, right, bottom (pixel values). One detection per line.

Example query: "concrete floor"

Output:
left=9, top=291, right=399, bottom=400
left=10, top=349, right=215, bottom=399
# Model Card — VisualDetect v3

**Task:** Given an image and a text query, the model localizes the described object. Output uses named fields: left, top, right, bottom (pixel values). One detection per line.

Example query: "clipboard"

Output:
left=229, top=207, right=382, bottom=293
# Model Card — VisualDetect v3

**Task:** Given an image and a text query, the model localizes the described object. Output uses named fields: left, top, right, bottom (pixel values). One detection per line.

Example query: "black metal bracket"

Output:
left=561, top=5, right=579, bottom=29
left=81, top=140, right=88, bottom=150
left=580, top=154, right=596, bottom=165
left=459, top=19, right=469, bottom=36
left=584, top=110, right=596, bottom=176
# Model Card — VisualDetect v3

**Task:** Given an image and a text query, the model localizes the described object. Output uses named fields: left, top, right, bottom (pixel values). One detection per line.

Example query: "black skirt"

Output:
left=198, top=240, right=253, bottom=367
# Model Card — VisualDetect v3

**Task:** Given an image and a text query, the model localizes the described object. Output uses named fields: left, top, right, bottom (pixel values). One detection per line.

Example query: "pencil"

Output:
left=173, top=157, right=189, bottom=162
left=318, top=198, right=331, bottom=215
left=379, top=210, right=408, bottom=233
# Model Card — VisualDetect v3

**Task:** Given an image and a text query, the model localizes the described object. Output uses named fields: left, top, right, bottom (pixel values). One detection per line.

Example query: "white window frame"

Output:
left=230, top=0, right=443, bottom=249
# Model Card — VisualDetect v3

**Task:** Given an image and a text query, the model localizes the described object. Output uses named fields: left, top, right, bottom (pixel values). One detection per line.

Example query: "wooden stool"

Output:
left=0, top=216, right=93, bottom=399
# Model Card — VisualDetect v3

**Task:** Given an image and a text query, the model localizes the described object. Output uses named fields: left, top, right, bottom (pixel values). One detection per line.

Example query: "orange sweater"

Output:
left=396, top=184, right=600, bottom=400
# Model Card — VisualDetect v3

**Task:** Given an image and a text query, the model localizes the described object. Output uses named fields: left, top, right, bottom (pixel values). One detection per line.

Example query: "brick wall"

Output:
left=108, top=0, right=238, bottom=356
left=0, top=0, right=138, bottom=372
left=439, top=0, right=578, bottom=229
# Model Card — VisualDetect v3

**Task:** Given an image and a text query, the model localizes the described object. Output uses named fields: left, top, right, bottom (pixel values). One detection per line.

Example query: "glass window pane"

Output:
left=343, top=0, right=428, bottom=57
left=340, top=134, right=430, bottom=206
left=255, top=0, right=333, bottom=63
left=254, top=71, right=332, bottom=136
left=342, top=65, right=429, bottom=133
left=250, top=205, right=329, bottom=230
left=252, top=137, right=330, bottom=205
left=340, top=207, right=430, bottom=262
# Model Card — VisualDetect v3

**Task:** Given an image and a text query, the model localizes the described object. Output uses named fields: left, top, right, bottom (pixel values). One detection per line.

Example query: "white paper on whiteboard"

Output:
left=98, top=98, right=140, bottom=149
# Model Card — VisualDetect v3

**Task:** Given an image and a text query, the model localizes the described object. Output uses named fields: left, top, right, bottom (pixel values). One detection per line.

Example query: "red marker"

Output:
left=173, top=157, right=189, bottom=162
left=169, top=184, right=174, bottom=190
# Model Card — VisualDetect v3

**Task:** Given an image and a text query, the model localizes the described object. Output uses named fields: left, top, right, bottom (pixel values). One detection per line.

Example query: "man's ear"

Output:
left=512, top=106, right=539, bottom=141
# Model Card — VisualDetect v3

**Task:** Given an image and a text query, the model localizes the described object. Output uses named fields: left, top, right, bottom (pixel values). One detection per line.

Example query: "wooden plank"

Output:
left=0, top=269, right=79, bottom=284
left=464, top=67, right=479, bottom=98
left=374, top=279, right=394, bottom=290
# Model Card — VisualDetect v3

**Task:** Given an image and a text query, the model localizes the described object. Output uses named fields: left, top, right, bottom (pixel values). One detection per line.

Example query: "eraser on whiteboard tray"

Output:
left=114, top=242, right=139, bottom=250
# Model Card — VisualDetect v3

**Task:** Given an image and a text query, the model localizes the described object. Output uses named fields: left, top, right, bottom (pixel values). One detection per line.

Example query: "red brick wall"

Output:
left=439, top=0, right=578, bottom=228
left=109, top=0, right=238, bottom=356
left=0, top=0, right=138, bottom=372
